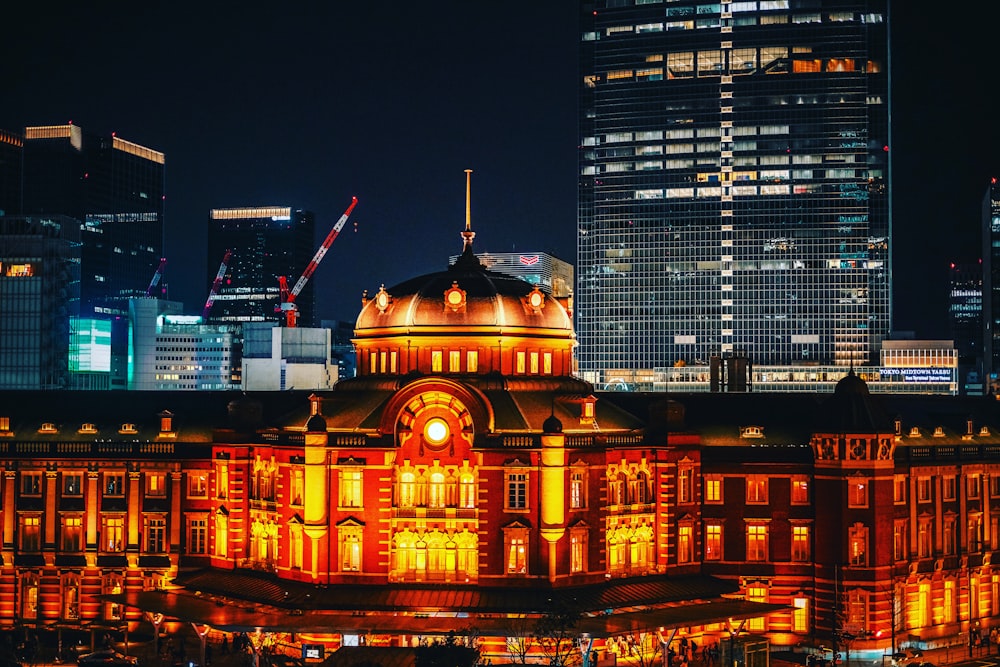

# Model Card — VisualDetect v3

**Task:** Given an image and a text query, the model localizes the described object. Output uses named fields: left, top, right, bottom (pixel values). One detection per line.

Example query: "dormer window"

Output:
left=158, top=410, right=175, bottom=437
left=39, top=423, right=58, bottom=434
left=580, top=395, right=597, bottom=425
left=908, top=426, right=921, bottom=437
left=933, top=426, right=945, bottom=438
left=119, top=423, right=138, bottom=435
left=0, top=416, right=11, bottom=437
left=980, top=426, right=991, bottom=437
left=740, top=425, right=765, bottom=439
left=79, top=423, right=98, bottom=435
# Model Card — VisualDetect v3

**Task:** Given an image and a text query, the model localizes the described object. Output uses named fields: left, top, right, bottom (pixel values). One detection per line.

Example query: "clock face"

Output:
left=529, top=291, right=543, bottom=308
left=447, top=289, right=463, bottom=306
left=423, top=418, right=450, bottom=449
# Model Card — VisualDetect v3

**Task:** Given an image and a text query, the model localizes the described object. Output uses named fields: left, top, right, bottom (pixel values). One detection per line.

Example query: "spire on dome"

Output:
left=460, top=168, right=475, bottom=251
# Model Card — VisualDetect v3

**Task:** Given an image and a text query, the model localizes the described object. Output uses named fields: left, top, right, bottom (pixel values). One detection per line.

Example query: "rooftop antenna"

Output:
left=461, top=168, right=475, bottom=251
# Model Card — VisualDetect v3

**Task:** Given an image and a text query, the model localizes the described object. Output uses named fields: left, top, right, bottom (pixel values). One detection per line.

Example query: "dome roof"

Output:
left=355, top=246, right=573, bottom=335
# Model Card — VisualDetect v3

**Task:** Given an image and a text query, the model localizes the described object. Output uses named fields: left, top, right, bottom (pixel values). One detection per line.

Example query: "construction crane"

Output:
left=277, top=196, right=358, bottom=327
left=146, top=258, right=167, bottom=297
left=202, top=249, right=233, bottom=320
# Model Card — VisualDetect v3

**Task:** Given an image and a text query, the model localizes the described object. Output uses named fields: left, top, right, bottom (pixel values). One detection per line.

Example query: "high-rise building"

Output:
left=205, top=206, right=316, bottom=326
left=0, top=215, right=81, bottom=389
left=20, top=123, right=165, bottom=315
left=948, top=261, right=984, bottom=394
left=577, top=1, right=890, bottom=386
left=982, top=177, right=1000, bottom=391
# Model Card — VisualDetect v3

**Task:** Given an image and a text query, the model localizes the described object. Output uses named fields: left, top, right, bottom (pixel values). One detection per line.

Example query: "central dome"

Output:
left=355, top=246, right=573, bottom=334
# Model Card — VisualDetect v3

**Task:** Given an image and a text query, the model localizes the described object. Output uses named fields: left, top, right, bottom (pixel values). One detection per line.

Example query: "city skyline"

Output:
left=2, top=2, right=998, bottom=337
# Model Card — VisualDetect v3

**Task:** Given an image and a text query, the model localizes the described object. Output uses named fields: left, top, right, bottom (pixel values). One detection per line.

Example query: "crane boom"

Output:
left=278, top=196, right=358, bottom=327
left=288, top=196, right=358, bottom=302
left=202, top=249, right=232, bottom=319
left=146, top=257, right=167, bottom=297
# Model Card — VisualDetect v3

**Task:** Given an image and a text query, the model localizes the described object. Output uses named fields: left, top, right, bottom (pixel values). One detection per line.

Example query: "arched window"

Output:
left=398, top=471, right=416, bottom=507
left=459, top=472, right=476, bottom=508
left=21, top=574, right=39, bottom=620
left=428, top=471, right=447, bottom=509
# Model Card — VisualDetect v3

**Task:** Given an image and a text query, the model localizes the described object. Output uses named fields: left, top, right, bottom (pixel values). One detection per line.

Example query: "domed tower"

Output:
left=353, top=171, right=575, bottom=381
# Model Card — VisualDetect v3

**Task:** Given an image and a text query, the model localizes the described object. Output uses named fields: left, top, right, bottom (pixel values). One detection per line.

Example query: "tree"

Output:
left=533, top=598, right=582, bottom=667
left=503, top=615, right=536, bottom=665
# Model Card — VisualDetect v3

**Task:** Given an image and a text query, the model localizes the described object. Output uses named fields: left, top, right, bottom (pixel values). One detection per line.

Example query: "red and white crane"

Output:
left=146, top=257, right=167, bottom=297
left=277, top=196, right=358, bottom=327
left=202, top=248, right=232, bottom=319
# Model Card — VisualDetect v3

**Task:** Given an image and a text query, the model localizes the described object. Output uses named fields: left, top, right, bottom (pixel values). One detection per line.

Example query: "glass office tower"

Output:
left=205, top=207, right=316, bottom=326
left=577, top=1, right=889, bottom=386
left=20, top=124, right=165, bottom=315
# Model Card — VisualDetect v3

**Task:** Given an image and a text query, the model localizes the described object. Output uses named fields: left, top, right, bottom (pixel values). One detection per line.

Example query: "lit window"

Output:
left=848, top=478, right=868, bottom=508
left=20, top=576, right=38, bottom=620
left=791, top=525, right=810, bottom=561
left=459, top=472, right=476, bottom=508
left=849, top=524, right=868, bottom=566
left=894, top=475, right=907, bottom=503
left=678, top=524, right=693, bottom=563
left=705, top=476, right=722, bottom=503
left=449, top=350, right=461, bottom=373
left=570, top=470, right=586, bottom=509
left=570, top=528, right=588, bottom=573
left=504, top=525, right=529, bottom=574
left=791, top=477, right=809, bottom=504
left=917, top=520, right=932, bottom=558
left=467, top=350, right=478, bottom=373
left=678, top=466, right=693, bottom=504
left=543, top=352, right=552, bottom=374
left=216, top=463, right=229, bottom=499
left=747, top=524, right=768, bottom=561
left=516, top=351, right=526, bottom=374
left=62, top=574, right=80, bottom=620
left=530, top=352, right=539, bottom=374
left=187, top=471, right=207, bottom=497
left=428, top=470, right=446, bottom=509
left=215, top=512, right=229, bottom=557
left=103, top=516, right=124, bottom=552
left=746, top=475, right=767, bottom=503
left=431, top=350, right=443, bottom=373
left=793, top=597, right=809, bottom=633
left=968, top=475, right=982, bottom=499
left=705, top=524, right=722, bottom=560
left=745, top=584, right=767, bottom=631
left=943, top=517, right=957, bottom=555
left=398, top=470, right=416, bottom=508
left=20, top=515, right=41, bottom=551
left=146, top=472, right=166, bottom=497
left=340, top=469, right=363, bottom=508
left=340, top=525, right=363, bottom=572
left=62, top=516, right=83, bottom=551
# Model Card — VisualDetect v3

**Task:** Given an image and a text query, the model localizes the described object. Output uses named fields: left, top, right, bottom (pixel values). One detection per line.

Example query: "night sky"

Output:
left=2, top=2, right=997, bottom=340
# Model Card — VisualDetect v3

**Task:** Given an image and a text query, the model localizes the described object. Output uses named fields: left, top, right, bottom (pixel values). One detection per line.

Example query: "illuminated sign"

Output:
left=881, top=368, right=953, bottom=383
left=302, top=645, right=324, bottom=661
left=519, top=255, right=540, bottom=266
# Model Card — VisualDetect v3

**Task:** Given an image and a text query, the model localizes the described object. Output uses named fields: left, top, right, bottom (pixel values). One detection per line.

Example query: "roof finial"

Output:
left=461, top=168, right=475, bottom=251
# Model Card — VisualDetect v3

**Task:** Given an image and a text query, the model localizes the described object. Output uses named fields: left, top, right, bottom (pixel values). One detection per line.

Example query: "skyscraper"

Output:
left=20, top=123, right=165, bottom=315
left=0, top=215, right=81, bottom=389
left=982, top=177, right=1000, bottom=391
left=577, top=1, right=890, bottom=386
left=205, top=206, right=316, bottom=326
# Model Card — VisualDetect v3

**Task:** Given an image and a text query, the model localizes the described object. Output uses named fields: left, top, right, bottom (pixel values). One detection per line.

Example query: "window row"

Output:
left=18, top=470, right=213, bottom=498
left=18, top=514, right=166, bottom=553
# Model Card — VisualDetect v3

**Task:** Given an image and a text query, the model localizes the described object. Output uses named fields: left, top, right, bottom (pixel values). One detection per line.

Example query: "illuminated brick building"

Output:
left=2, top=212, right=1000, bottom=663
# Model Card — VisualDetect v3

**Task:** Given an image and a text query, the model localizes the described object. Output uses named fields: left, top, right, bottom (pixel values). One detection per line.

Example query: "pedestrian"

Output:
left=222, top=635, right=229, bottom=654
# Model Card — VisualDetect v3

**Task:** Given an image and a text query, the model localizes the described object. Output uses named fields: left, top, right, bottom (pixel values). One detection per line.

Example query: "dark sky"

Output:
left=2, top=2, right=997, bottom=338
